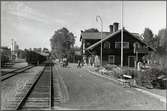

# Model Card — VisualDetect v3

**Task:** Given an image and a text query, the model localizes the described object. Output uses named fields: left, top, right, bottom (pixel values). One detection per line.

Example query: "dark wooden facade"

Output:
left=80, top=29, right=153, bottom=67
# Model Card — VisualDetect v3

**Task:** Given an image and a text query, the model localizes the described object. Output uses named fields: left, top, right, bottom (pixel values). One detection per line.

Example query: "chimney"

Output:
left=109, top=25, right=113, bottom=33
left=113, top=22, right=119, bottom=32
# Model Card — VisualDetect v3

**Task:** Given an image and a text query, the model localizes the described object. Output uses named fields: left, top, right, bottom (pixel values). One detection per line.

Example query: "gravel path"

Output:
left=84, top=65, right=166, bottom=98
left=1, top=66, right=44, bottom=110
left=54, top=63, right=166, bottom=110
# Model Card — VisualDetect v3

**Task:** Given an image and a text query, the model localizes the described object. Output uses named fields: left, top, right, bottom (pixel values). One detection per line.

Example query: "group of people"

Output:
left=59, top=55, right=149, bottom=71
left=77, top=55, right=100, bottom=68
left=60, top=56, right=68, bottom=67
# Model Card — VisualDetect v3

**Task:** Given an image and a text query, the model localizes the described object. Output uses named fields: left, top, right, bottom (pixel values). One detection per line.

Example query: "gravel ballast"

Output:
left=1, top=66, right=44, bottom=110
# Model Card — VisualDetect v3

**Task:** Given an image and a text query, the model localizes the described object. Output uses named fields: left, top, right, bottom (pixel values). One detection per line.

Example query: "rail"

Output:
left=2, top=65, right=31, bottom=75
left=1, top=66, right=34, bottom=81
left=15, top=62, right=53, bottom=110
left=16, top=65, right=46, bottom=110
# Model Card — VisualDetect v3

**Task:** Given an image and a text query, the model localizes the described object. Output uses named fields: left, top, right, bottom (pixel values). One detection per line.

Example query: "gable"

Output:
left=86, top=29, right=152, bottom=51
left=111, top=31, right=145, bottom=45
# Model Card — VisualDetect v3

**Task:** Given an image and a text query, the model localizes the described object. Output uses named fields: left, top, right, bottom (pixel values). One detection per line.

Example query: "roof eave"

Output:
left=86, top=29, right=122, bottom=51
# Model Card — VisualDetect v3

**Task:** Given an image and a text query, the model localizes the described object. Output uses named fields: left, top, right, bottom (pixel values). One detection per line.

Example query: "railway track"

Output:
left=1, top=65, right=34, bottom=81
left=2, top=65, right=31, bottom=75
left=13, top=63, right=54, bottom=110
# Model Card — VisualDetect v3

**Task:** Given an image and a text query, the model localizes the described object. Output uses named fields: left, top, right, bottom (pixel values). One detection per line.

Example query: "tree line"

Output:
left=142, top=28, right=167, bottom=69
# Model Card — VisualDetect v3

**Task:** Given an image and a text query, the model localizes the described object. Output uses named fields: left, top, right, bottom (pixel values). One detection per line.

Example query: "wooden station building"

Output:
left=80, top=22, right=153, bottom=67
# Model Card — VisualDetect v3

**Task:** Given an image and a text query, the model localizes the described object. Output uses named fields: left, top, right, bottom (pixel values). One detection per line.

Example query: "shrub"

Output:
left=137, top=70, right=154, bottom=88
left=104, top=64, right=118, bottom=70
left=136, top=68, right=166, bottom=89
left=94, top=67, right=103, bottom=72
left=103, top=64, right=166, bottom=89
left=104, top=64, right=123, bottom=78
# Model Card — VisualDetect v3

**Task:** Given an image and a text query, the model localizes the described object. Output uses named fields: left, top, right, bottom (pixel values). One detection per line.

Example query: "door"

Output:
left=128, top=56, right=135, bottom=67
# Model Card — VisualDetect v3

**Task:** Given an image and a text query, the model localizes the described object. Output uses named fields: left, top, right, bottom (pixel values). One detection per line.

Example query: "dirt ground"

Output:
left=53, top=63, right=166, bottom=110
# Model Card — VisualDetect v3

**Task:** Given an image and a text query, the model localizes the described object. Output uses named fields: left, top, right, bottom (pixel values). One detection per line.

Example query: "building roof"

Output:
left=80, top=30, right=143, bottom=41
left=131, top=33, right=144, bottom=40
left=85, top=29, right=121, bottom=50
left=80, top=32, right=111, bottom=41
left=86, top=28, right=154, bottom=51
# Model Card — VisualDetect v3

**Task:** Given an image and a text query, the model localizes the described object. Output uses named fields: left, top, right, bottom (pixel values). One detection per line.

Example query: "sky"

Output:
left=1, top=1, right=166, bottom=50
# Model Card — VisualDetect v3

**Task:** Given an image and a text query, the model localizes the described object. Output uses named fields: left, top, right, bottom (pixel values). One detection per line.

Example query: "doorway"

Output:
left=128, top=56, right=135, bottom=67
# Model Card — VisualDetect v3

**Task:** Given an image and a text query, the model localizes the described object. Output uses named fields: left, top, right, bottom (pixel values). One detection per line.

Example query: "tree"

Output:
left=143, top=28, right=154, bottom=43
left=142, top=28, right=167, bottom=69
left=158, top=29, right=167, bottom=48
left=83, top=28, right=99, bottom=32
left=153, top=35, right=159, bottom=48
left=42, top=48, right=49, bottom=54
left=150, top=28, right=167, bottom=69
left=50, top=27, right=75, bottom=59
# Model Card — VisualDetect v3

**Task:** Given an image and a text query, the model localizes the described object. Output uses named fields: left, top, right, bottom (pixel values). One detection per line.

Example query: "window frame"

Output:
left=133, top=42, right=141, bottom=49
left=115, top=42, right=129, bottom=49
left=103, top=41, right=111, bottom=49
left=108, top=55, right=115, bottom=64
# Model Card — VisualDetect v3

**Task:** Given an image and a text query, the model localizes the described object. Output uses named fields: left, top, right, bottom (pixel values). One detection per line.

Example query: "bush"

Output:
left=103, top=64, right=166, bottom=89
left=136, top=71, right=153, bottom=88
left=136, top=68, right=166, bottom=89
left=104, top=64, right=118, bottom=70
left=112, top=67, right=122, bottom=78
left=104, top=64, right=123, bottom=78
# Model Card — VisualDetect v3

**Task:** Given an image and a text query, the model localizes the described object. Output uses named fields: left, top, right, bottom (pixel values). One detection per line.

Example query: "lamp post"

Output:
left=96, top=16, right=103, bottom=66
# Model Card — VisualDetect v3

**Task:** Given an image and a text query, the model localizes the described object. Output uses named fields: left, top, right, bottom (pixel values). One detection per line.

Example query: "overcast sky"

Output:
left=1, top=1, right=166, bottom=50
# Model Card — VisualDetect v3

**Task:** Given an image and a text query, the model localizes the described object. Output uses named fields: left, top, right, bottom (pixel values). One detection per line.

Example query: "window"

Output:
left=86, top=42, right=91, bottom=46
left=104, top=41, right=110, bottom=49
left=133, top=42, right=141, bottom=49
left=115, top=42, right=129, bottom=48
left=108, top=55, right=115, bottom=64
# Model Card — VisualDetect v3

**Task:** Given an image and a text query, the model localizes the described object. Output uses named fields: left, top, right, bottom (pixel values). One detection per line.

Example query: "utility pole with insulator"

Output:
left=121, top=0, right=124, bottom=67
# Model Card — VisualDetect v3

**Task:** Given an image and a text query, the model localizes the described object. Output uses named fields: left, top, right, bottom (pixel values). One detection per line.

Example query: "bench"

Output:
left=122, top=75, right=133, bottom=88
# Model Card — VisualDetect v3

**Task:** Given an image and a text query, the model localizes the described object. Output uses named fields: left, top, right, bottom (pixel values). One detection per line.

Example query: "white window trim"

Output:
left=115, top=42, right=129, bottom=49
left=108, top=55, right=115, bottom=64
left=104, top=41, right=111, bottom=49
left=133, top=42, right=141, bottom=48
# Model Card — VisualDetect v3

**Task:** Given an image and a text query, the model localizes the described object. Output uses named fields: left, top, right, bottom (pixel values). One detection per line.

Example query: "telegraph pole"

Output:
left=121, top=0, right=124, bottom=67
